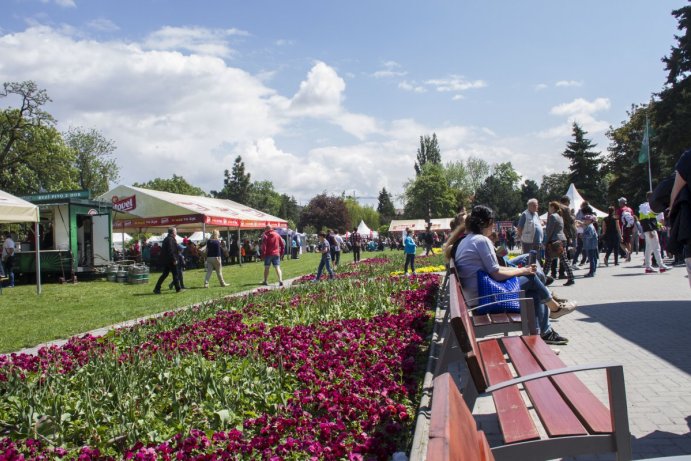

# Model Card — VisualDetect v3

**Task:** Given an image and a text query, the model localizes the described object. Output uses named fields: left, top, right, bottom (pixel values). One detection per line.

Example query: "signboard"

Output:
left=112, top=195, right=137, bottom=212
left=21, top=190, right=90, bottom=202
left=114, top=214, right=287, bottom=229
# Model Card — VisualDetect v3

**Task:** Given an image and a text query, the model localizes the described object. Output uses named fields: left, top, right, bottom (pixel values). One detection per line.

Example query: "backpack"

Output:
left=621, top=210, right=635, bottom=228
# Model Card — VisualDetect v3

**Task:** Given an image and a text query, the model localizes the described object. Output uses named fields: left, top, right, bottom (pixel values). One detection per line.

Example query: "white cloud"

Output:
left=539, top=97, right=612, bottom=138
left=534, top=83, right=548, bottom=91
left=398, top=80, right=427, bottom=93
left=288, top=61, right=345, bottom=117
left=372, top=60, right=407, bottom=78
left=275, top=39, right=294, bottom=46
left=424, top=76, right=486, bottom=92
left=41, top=0, right=76, bottom=7
left=555, top=80, right=583, bottom=88
left=142, top=26, right=249, bottom=58
left=86, top=18, right=119, bottom=32
left=550, top=97, right=610, bottom=116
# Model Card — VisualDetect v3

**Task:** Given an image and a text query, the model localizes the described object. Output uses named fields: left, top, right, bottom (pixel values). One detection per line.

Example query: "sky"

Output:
left=0, top=0, right=686, bottom=206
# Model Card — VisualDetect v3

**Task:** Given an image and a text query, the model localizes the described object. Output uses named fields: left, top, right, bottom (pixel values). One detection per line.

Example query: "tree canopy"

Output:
left=473, top=162, right=523, bottom=221
left=214, top=156, right=252, bottom=204
left=403, top=163, right=456, bottom=219
left=562, top=122, right=605, bottom=208
left=133, top=175, right=208, bottom=196
left=414, top=133, right=441, bottom=176
left=298, top=194, right=350, bottom=233
left=376, top=187, right=396, bottom=224
left=64, top=127, right=120, bottom=196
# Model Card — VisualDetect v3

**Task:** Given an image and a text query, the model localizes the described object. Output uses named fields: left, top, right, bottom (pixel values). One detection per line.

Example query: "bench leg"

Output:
left=607, top=366, right=632, bottom=461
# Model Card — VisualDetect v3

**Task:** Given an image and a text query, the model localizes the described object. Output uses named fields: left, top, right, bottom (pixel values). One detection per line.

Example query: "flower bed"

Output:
left=0, top=256, right=441, bottom=460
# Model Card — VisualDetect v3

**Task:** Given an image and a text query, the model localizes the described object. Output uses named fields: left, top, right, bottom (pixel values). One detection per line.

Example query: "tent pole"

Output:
left=237, top=228, right=242, bottom=267
left=35, top=212, right=41, bottom=295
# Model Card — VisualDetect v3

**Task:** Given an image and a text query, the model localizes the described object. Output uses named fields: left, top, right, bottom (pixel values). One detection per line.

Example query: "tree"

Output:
left=376, top=187, right=396, bottom=224
left=521, top=179, right=540, bottom=206
left=474, top=162, right=523, bottom=221
left=465, top=156, right=491, bottom=199
left=278, top=194, right=301, bottom=225
left=246, top=180, right=282, bottom=216
left=414, top=133, right=441, bottom=175
left=403, top=163, right=456, bottom=219
left=0, top=81, right=76, bottom=194
left=562, top=122, right=605, bottom=208
left=213, top=155, right=252, bottom=203
left=64, top=127, right=120, bottom=196
left=653, top=3, right=691, bottom=172
left=133, top=175, right=208, bottom=196
left=344, top=197, right=380, bottom=230
left=538, top=172, right=570, bottom=204
left=298, top=194, right=350, bottom=233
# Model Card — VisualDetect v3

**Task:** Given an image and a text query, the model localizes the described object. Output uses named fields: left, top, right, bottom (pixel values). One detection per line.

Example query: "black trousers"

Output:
left=352, top=246, right=361, bottom=262
left=155, top=262, right=180, bottom=291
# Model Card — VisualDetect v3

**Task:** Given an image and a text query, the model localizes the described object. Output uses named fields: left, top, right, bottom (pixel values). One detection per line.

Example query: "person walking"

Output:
left=602, top=206, right=622, bottom=266
left=582, top=215, right=599, bottom=277
left=350, top=227, right=362, bottom=263
left=315, top=232, right=334, bottom=281
left=617, top=197, right=635, bottom=262
left=204, top=230, right=229, bottom=287
left=544, top=201, right=575, bottom=286
left=403, top=228, right=417, bottom=275
left=333, top=230, right=344, bottom=268
left=639, top=191, right=672, bottom=274
left=260, top=225, right=285, bottom=286
left=517, top=198, right=543, bottom=254
left=153, top=227, right=182, bottom=294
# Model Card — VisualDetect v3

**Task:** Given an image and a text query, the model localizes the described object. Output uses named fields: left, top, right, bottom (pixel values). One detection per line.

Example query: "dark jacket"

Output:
left=668, top=186, right=691, bottom=254
left=160, top=234, right=179, bottom=265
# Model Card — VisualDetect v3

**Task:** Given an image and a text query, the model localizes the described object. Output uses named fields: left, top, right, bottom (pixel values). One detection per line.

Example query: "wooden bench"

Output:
left=445, top=271, right=632, bottom=461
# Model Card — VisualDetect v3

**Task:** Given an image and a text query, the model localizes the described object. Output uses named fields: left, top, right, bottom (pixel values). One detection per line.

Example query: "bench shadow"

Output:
left=576, top=301, right=691, bottom=375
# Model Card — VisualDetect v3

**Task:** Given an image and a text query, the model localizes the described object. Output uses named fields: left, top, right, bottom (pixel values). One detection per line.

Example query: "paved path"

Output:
left=473, top=252, right=690, bottom=460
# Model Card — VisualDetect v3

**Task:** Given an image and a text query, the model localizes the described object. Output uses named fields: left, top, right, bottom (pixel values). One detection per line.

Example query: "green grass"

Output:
left=0, top=250, right=406, bottom=353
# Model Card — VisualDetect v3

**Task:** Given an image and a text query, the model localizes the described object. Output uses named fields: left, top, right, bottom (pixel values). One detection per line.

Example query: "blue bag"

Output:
left=475, top=270, right=521, bottom=314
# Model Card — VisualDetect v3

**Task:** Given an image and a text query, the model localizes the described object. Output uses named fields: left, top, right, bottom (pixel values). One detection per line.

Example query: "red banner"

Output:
left=114, top=214, right=287, bottom=229
left=112, top=195, right=137, bottom=212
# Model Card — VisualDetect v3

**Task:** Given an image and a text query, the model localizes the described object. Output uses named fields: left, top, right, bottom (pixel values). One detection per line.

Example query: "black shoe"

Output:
left=542, top=330, right=568, bottom=345
left=279, top=281, right=284, bottom=287
left=153, top=289, right=161, bottom=294
left=564, top=279, right=575, bottom=286
left=545, top=275, right=555, bottom=286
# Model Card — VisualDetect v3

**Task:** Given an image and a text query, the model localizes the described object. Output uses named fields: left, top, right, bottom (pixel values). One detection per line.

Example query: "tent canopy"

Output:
left=429, top=218, right=453, bottom=231
left=540, top=184, right=607, bottom=220
left=100, top=185, right=288, bottom=232
left=388, top=219, right=426, bottom=233
left=357, top=220, right=371, bottom=235
left=0, top=189, right=39, bottom=223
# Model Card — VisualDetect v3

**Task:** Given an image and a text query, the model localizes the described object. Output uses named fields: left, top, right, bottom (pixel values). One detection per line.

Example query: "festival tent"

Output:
left=540, top=184, right=607, bottom=220
left=429, top=218, right=454, bottom=231
left=388, top=219, right=427, bottom=233
left=112, top=232, right=133, bottom=250
left=356, top=220, right=379, bottom=238
left=0, top=189, right=41, bottom=294
left=187, top=231, right=210, bottom=244
left=147, top=233, right=184, bottom=245
left=99, top=185, right=288, bottom=233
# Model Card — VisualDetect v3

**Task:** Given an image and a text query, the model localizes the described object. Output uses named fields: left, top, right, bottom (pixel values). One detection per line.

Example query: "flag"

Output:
left=638, top=117, right=650, bottom=164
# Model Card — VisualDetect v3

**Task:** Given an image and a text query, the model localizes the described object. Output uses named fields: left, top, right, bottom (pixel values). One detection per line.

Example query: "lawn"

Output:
left=0, top=250, right=402, bottom=353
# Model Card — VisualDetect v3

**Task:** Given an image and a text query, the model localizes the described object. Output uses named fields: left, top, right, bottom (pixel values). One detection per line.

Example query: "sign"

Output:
left=87, top=209, right=99, bottom=216
left=21, top=190, right=90, bottom=202
left=115, top=214, right=204, bottom=227
left=112, top=195, right=137, bottom=212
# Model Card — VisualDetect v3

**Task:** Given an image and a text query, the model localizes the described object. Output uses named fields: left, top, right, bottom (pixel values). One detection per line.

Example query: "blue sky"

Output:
left=0, top=0, right=685, bottom=205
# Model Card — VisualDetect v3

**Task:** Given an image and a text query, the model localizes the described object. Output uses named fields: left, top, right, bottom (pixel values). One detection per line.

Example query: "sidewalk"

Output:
left=474, top=252, right=690, bottom=460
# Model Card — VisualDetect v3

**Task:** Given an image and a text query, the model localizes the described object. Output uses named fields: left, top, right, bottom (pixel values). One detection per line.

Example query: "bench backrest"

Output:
left=428, top=372, right=494, bottom=461
left=448, top=269, right=489, bottom=392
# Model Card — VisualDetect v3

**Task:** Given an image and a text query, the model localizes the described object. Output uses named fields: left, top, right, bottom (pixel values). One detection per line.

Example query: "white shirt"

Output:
left=2, top=237, right=15, bottom=259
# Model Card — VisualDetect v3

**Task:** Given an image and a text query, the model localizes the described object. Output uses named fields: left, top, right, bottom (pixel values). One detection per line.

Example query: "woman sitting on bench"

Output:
left=453, top=205, right=576, bottom=345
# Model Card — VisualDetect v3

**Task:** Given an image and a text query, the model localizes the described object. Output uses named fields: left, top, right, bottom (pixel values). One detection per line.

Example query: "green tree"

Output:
left=465, top=156, right=491, bottom=198
left=521, top=179, right=540, bottom=206
left=133, top=175, right=208, bottom=196
left=414, top=133, right=441, bottom=175
left=299, top=194, right=350, bottom=233
left=246, top=180, right=282, bottom=216
left=64, top=127, right=120, bottom=196
left=0, top=81, right=76, bottom=194
left=654, top=3, right=691, bottom=170
left=474, top=162, right=523, bottom=221
left=376, top=187, right=396, bottom=224
left=562, top=122, right=605, bottom=208
left=278, top=194, right=301, bottom=225
left=344, top=197, right=380, bottom=230
left=538, top=172, right=570, bottom=204
left=403, top=163, right=456, bottom=219
left=214, top=155, right=252, bottom=203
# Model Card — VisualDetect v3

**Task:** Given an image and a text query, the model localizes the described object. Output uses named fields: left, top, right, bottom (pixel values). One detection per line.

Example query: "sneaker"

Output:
left=176, top=288, right=186, bottom=293
left=260, top=281, right=268, bottom=286
left=660, top=266, right=672, bottom=273
left=583, top=273, right=594, bottom=278
left=222, top=283, right=230, bottom=287
left=645, top=268, right=658, bottom=274
left=564, top=279, right=575, bottom=286
left=542, top=330, right=569, bottom=345
left=278, top=281, right=284, bottom=287
left=550, top=301, right=577, bottom=319
left=153, top=289, right=161, bottom=295
left=545, top=275, right=555, bottom=286
left=204, top=283, right=209, bottom=288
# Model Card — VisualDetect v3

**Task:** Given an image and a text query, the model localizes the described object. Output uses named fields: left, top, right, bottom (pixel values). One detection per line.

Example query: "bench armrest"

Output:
left=485, top=363, right=623, bottom=393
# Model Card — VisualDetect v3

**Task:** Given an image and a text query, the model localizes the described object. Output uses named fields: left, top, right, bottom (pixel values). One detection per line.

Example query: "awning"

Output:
left=99, top=185, right=288, bottom=232
left=429, top=218, right=453, bottom=231
left=388, top=219, right=427, bottom=232
left=0, top=189, right=39, bottom=223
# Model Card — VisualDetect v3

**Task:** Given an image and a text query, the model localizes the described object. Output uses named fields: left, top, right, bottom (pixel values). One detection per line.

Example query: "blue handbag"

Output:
left=475, top=270, right=521, bottom=314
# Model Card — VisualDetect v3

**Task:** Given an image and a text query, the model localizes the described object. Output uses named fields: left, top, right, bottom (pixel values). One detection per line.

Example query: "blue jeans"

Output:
left=586, top=249, right=598, bottom=275
left=517, top=274, right=552, bottom=336
left=404, top=253, right=416, bottom=273
left=3, top=257, right=14, bottom=287
left=316, top=256, right=334, bottom=280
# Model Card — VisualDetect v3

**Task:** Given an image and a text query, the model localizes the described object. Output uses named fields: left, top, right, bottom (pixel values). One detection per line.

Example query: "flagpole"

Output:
left=647, top=141, right=653, bottom=192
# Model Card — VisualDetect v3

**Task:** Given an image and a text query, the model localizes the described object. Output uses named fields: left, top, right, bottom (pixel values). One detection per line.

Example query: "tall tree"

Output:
left=376, top=187, right=396, bottom=224
left=414, top=133, right=441, bottom=175
left=404, top=163, right=456, bottom=219
left=133, top=175, right=208, bottom=196
left=64, top=127, right=120, bottom=196
left=653, top=3, right=691, bottom=172
left=344, top=197, right=380, bottom=230
left=538, top=172, right=571, bottom=205
left=562, top=122, right=605, bottom=208
left=214, top=155, right=252, bottom=203
left=278, top=194, right=301, bottom=225
left=246, top=180, right=282, bottom=216
left=0, top=81, right=76, bottom=194
left=521, top=179, right=540, bottom=205
left=298, top=194, right=350, bottom=233
left=473, top=162, right=523, bottom=221
left=465, top=156, right=491, bottom=199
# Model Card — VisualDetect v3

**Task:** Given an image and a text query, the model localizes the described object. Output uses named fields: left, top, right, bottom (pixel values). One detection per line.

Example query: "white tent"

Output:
left=357, top=220, right=378, bottom=238
left=187, top=231, right=210, bottom=244
left=388, top=219, right=427, bottom=233
left=147, top=233, right=184, bottom=245
left=540, top=184, right=608, bottom=220
left=100, top=185, right=288, bottom=232
left=112, top=232, right=133, bottom=250
left=0, top=189, right=41, bottom=294
left=429, top=218, right=454, bottom=231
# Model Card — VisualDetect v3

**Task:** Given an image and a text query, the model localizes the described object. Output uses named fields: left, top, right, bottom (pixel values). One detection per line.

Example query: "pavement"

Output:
left=429, top=252, right=690, bottom=461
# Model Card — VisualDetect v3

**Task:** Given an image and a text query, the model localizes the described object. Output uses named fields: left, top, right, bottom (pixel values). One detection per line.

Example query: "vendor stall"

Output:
left=0, top=189, right=41, bottom=293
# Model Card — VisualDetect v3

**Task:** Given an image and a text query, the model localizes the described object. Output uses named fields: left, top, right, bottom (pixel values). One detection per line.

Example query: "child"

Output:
left=403, top=228, right=417, bottom=275
left=315, top=232, right=334, bottom=281
left=582, top=215, right=599, bottom=277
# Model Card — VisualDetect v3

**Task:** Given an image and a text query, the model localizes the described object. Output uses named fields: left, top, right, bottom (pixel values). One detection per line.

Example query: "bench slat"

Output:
left=477, top=339, right=540, bottom=443
left=502, top=336, right=588, bottom=437
left=472, top=314, right=492, bottom=327
left=523, top=335, right=613, bottom=433
left=488, top=313, right=511, bottom=324
left=508, top=312, right=522, bottom=323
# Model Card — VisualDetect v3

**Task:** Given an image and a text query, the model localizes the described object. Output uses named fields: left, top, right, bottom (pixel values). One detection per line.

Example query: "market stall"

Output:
left=0, top=189, right=41, bottom=294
